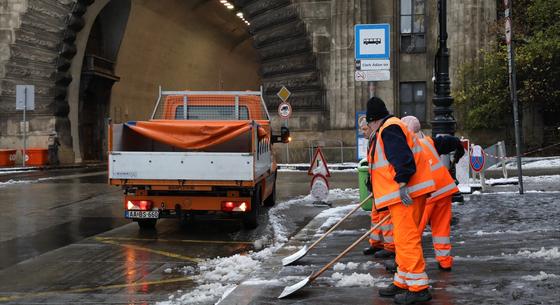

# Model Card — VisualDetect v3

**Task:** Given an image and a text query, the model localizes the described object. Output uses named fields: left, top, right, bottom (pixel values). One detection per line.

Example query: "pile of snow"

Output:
left=521, top=271, right=559, bottom=281
left=159, top=188, right=362, bottom=305
left=158, top=254, right=261, bottom=305
left=516, top=247, right=560, bottom=260
left=331, top=272, right=387, bottom=287
left=0, top=179, right=32, bottom=187
left=333, top=262, right=359, bottom=271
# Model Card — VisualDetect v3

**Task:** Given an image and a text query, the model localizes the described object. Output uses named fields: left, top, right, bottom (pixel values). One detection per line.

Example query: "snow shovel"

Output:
left=278, top=213, right=391, bottom=299
left=282, top=193, right=373, bottom=266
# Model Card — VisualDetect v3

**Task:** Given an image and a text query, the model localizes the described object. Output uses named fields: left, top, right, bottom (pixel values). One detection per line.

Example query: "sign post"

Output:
left=277, top=86, right=292, bottom=163
left=503, top=0, right=523, bottom=194
left=16, top=85, right=35, bottom=167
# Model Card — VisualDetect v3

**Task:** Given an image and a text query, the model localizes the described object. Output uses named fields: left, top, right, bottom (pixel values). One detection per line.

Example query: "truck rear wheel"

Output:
left=243, top=186, right=261, bottom=229
left=137, top=219, right=157, bottom=230
left=263, top=181, right=276, bottom=207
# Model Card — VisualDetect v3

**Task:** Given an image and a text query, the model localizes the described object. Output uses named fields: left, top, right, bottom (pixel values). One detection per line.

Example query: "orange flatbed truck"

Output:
left=108, top=89, right=289, bottom=229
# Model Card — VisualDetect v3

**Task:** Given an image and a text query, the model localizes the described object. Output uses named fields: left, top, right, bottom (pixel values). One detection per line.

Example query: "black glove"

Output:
left=365, top=173, right=372, bottom=193
left=453, top=143, right=465, bottom=164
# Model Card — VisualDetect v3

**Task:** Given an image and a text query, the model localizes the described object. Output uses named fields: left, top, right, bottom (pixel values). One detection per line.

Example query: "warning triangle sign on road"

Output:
left=308, top=147, right=331, bottom=177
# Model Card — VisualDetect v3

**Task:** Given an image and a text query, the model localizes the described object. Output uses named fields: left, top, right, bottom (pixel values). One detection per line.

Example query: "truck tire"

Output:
left=243, top=186, right=261, bottom=229
left=263, top=181, right=276, bottom=207
left=137, top=219, right=157, bottom=230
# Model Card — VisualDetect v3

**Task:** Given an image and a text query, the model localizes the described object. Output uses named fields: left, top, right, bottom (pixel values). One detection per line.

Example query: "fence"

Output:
left=277, top=139, right=357, bottom=164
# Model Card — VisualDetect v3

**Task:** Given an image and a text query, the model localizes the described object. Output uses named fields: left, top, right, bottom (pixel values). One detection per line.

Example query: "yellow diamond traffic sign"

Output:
left=277, top=86, right=291, bottom=102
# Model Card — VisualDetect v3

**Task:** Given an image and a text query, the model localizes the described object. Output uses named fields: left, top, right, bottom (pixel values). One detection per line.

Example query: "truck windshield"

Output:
left=175, top=105, right=249, bottom=120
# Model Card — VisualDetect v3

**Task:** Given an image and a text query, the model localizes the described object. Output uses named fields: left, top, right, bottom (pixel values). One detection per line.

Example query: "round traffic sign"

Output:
left=278, top=102, right=292, bottom=119
left=470, top=145, right=486, bottom=173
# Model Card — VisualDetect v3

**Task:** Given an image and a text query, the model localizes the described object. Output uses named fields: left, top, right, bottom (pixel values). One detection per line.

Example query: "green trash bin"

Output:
left=358, top=158, right=373, bottom=211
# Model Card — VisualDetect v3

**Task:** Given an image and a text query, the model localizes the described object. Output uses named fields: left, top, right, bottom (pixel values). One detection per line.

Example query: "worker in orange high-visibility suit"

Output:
left=361, top=128, right=395, bottom=257
left=364, top=97, right=435, bottom=305
left=401, top=116, right=465, bottom=271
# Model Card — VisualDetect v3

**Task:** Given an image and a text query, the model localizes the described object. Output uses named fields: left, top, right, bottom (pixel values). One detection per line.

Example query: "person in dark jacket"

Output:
left=364, top=97, right=435, bottom=305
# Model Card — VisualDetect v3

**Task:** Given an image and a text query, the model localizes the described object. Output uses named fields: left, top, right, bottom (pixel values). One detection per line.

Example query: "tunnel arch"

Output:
left=0, top=0, right=324, bottom=163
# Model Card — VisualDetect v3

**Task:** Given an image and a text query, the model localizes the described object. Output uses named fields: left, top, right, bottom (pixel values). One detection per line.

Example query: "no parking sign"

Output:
left=470, top=145, right=485, bottom=173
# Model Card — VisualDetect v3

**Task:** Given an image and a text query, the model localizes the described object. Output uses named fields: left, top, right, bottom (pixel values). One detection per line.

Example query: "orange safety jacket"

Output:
left=420, top=137, right=459, bottom=203
left=368, top=117, right=435, bottom=209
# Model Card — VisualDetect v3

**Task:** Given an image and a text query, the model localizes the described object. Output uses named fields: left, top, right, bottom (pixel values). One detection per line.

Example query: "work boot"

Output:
left=374, top=249, right=396, bottom=259
left=363, top=246, right=383, bottom=255
left=393, top=289, right=432, bottom=304
left=384, top=259, right=398, bottom=273
left=438, top=263, right=452, bottom=272
left=378, top=283, right=407, bottom=297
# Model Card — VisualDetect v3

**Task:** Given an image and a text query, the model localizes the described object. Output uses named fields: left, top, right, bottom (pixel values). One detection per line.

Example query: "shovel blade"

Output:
left=282, top=245, right=308, bottom=266
left=278, top=275, right=311, bottom=299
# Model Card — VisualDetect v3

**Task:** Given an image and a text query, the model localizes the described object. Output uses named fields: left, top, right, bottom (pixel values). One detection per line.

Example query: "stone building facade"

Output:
left=0, top=0, right=496, bottom=164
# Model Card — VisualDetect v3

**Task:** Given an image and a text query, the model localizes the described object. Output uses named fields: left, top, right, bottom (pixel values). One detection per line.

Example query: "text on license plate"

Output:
left=125, top=210, right=159, bottom=219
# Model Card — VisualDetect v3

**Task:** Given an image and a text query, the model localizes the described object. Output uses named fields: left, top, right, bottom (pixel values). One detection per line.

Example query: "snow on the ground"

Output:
left=516, top=247, right=560, bottom=260
left=0, top=179, right=32, bottom=187
left=241, top=279, right=282, bottom=285
left=160, top=188, right=361, bottom=305
left=505, top=158, right=560, bottom=169
left=333, top=262, right=359, bottom=271
left=158, top=254, right=261, bottom=305
left=331, top=272, right=388, bottom=288
left=521, top=271, right=559, bottom=281
left=0, top=170, right=35, bottom=175
left=473, top=229, right=546, bottom=236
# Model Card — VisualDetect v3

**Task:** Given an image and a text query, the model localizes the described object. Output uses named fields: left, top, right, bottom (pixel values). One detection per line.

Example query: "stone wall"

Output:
left=0, top=0, right=75, bottom=162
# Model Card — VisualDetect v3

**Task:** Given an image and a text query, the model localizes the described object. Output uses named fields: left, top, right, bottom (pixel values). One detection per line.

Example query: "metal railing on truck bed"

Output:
left=150, top=88, right=270, bottom=121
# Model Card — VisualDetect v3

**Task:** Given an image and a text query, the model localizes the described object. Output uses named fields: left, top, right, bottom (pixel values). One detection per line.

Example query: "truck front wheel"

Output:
left=243, top=187, right=261, bottom=229
left=137, top=219, right=157, bottom=230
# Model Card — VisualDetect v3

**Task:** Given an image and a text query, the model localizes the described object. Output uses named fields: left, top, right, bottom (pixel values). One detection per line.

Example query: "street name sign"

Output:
left=356, top=59, right=390, bottom=71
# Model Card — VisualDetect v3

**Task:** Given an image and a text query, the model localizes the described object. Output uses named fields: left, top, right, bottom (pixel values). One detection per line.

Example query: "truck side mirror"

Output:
left=272, top=127, right=291, bottom=144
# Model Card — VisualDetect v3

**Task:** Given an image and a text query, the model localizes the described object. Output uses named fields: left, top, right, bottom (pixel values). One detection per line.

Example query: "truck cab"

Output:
left=108, top=89, right=289, bottom=229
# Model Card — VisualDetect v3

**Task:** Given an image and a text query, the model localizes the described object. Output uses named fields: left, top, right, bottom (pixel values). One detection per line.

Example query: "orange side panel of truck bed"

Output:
left=125, top=120, right=269, bottom=150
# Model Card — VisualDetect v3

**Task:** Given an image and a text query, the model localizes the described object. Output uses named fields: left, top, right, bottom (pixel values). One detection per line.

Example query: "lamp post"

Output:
left=432, top=0, right=463, bottom=202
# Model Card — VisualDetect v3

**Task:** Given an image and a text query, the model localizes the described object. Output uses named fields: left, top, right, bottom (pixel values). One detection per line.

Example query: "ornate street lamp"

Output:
left=432, top=0, right=464, bottom=202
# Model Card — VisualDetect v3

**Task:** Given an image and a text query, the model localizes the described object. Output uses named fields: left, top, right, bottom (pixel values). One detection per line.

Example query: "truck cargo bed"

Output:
left=109, top=151, right=254, bottom=181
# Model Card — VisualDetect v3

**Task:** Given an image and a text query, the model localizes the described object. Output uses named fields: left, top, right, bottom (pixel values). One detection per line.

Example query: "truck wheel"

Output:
left=138, top=219, right=157, bottom=230
left=263, top=181, right=276, bottom=207
left=243, top=186, right=261, bottom=229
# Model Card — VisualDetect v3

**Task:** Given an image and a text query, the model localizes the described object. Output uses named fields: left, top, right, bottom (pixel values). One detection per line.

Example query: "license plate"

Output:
left=125, top=210, right=159, bottom=219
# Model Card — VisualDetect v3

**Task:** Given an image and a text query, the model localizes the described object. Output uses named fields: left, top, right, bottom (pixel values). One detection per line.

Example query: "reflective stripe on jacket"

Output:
left=420, top=137, right=458, bottom=203
left=368, top=117, right=435, bottom=209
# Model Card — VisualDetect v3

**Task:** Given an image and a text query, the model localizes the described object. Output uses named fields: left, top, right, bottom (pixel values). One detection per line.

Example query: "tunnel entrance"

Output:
left=74, top=0, right=260, bottom=162
left=78, top=0, right=130, bottom=161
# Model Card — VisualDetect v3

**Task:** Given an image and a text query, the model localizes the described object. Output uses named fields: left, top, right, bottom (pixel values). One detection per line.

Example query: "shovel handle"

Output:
left=309, top=213, right=391, bottom=282
left=307, top=193, right=373, bottom=251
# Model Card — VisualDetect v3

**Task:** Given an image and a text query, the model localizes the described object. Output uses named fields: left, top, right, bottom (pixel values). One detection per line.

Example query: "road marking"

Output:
left=95, top=238, right=202, bottom=263
left=0, top=276, right=193, bottom=302
left=96, top=236, right=254, bottom=245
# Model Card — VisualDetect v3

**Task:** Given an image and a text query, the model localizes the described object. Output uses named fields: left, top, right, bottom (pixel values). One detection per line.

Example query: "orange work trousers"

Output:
left=369, top=209, right=395, bottom=251
left=419, top=195, right=453, bottom=268
left=390, top=195, right=429, bottom=292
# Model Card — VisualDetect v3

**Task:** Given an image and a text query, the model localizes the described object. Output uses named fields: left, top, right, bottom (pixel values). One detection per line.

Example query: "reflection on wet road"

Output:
left=0, top=168, right=357, bottom=304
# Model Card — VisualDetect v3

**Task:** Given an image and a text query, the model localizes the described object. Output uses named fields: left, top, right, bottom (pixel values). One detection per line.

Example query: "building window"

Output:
left=400, top=82, right=427, bottom=122
left=400, top=0, right=426, bottom=53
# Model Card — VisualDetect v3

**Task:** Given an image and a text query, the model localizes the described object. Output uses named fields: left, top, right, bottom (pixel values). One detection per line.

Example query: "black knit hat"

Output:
left=366, top=97, right=389, bottom=122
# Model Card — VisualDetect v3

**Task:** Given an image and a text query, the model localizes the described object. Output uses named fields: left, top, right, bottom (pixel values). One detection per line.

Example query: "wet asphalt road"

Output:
left=0, top=168, right=358, bottom=304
